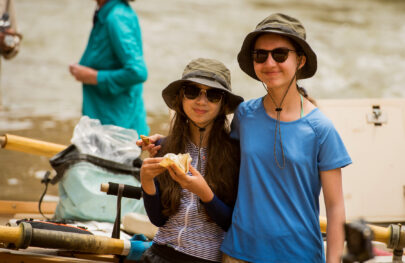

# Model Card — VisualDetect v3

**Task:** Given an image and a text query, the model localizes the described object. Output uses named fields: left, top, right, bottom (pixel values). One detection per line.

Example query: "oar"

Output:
left=0, top=222, right=130, bottom=256
left=0, top=218, right=401, bottom=256
left=0, top=134, right=66, bottom=157
left=320, top=216, right=398, bottom=247
left=0, top=133, right=402, bottom=250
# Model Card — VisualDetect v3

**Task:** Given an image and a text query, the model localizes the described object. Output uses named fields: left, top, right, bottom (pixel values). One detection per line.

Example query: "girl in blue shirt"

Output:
left=220, top=13, right=352, bottom=263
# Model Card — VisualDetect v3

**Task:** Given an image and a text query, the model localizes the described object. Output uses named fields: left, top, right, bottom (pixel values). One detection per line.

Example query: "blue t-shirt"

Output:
left=221, top=97, right=352, bottom=263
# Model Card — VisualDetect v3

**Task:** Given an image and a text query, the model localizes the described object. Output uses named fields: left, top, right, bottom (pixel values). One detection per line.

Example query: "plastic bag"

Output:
left=54, top=161, right=146, bottom=222
left=51, top=116, right=145, bottom=222
left=71, top=116, right=141, bottom=166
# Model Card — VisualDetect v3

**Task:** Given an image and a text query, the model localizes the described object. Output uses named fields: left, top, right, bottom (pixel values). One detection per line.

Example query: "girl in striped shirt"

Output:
left=138, top=58, right=243, bottom=263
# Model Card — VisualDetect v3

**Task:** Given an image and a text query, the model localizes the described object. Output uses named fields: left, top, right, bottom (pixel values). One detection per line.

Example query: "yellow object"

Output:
left=0, top=134, right=66, bottom=157
left=0, top=223, right=130, bottom=255
left=320, top=216, right=391, bottom=245
left=0, top=200, right=57, bottom=215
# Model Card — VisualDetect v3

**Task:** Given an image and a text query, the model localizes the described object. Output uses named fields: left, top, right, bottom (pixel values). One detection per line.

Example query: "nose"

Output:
left=195, top=90, right=209, bottom=104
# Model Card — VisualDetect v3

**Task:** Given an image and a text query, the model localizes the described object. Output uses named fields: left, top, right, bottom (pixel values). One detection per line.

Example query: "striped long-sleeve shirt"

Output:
left=142, top=142, right=233, bottom=262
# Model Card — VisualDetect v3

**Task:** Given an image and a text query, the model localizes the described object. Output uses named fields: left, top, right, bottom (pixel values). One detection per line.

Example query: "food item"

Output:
left=159, top=153, right=192, bottom=173
left=140, top=135, right=150, bottom=146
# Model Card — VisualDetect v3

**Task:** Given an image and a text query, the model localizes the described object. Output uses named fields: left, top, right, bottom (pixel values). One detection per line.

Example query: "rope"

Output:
left=261, top=58, right=302, bottom=169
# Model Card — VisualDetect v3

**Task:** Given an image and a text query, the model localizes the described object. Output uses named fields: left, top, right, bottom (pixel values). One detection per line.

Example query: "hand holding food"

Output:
left=136, top=134, right=163, bottom=157
left=167, top=163, right=214, bottom=202
left=140, top=157, right=165, bottom=195
left=140, top=135, right=150, bottom=146
left=159, top=153, right=192, bottom=174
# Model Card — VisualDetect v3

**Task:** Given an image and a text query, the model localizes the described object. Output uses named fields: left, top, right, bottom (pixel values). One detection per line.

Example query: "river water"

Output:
left=1, top=0, right=405, bottom=200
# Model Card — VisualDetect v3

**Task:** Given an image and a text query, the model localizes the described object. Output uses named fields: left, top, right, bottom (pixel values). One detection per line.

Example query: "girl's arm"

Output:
left=321, top=168, right=345, bottom=263
left=200, top=194, right=233, bottom=231
left=141, top=158, right=168, bottom=226
left=142, top=181, right=168, bottom=227
left=136, top=134, right=164, bottom=157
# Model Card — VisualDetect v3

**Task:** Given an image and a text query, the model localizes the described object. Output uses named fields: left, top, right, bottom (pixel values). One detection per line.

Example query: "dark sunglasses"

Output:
left=252, top=48, right=296, bottom=63
left=183, top=85, right=225, bottom=103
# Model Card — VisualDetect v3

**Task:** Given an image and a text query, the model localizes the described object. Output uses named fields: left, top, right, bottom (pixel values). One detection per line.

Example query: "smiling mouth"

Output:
left=263, top=71, right=280, bottom=75
left=193, top=109, right=208, bottom=114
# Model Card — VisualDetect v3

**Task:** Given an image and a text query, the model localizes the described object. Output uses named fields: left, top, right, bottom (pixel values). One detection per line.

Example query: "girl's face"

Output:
left=182, top=83, right=223, bottom=128
left=253, top=33, right=305, bottom=89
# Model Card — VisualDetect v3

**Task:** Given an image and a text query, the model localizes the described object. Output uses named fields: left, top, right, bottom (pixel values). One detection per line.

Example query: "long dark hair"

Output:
left=156, top=88, right=240, bottom=217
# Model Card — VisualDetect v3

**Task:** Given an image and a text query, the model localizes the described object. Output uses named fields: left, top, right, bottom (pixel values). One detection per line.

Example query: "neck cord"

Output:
left=188, top=118, right=210, bottom=212
left=188, top=118, right=210, bottom=173
left=261, top=62, right=301, bottom=169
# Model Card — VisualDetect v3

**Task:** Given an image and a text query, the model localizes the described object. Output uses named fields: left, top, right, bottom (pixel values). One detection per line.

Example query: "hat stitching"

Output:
left=183, top=71, right=229, bottom=90
left=257, top=26, right=303, bottom=38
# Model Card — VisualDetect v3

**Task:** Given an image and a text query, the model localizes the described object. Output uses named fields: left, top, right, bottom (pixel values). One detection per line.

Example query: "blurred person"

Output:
left=0, top=0, right=22, bottom=107
left=69, top=0, right=149, bottom=136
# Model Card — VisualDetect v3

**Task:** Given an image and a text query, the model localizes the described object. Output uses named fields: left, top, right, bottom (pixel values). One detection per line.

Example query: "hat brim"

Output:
left=237, top=29, right=317, bottom=80
left=162, top=78, right=243, bottom=114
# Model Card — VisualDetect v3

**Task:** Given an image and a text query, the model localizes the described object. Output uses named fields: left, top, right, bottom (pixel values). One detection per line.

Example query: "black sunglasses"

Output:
left=252, top=48, right=296, bottom=63
left=183, top=85, right=225, bottom=103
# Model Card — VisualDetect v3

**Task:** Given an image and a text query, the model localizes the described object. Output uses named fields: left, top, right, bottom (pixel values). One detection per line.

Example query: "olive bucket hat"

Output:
left=162, top=58, right=244, bottom=113
left=237, top=13, right=317, bottom=80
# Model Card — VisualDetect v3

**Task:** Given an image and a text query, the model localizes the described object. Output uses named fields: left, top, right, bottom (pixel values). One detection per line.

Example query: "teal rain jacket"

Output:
left=79, top=0, right=149, bottom=136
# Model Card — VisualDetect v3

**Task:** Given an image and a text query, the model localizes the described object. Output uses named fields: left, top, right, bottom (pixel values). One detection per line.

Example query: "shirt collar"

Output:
left=95, top=0, right=121, bottom=24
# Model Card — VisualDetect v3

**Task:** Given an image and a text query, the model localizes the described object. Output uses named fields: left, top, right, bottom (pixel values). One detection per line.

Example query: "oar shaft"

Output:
left=0, top=134, right=66, bottom=157
left=369, top=224, right=391, bottom=244
left=0, top=223, right=130, bottom=255
left=320, top=217, right=391, bottom=245
left=30, top=227, right=129, bottom=255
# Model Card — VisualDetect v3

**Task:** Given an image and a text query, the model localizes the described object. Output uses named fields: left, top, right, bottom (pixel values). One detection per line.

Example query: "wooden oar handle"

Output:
left=0, top=223, right=130, bottom=255
left=0, top=134, right=66, bottom=157
left=320, top=216, right=391, bottom=244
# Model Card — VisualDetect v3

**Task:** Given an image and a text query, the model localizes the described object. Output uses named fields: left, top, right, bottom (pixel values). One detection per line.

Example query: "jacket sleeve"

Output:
left=201, top=194, right=233, bottom=231
left=97, top=12, right=147, bottom=95
left=142, top=180, right=168, bottom=227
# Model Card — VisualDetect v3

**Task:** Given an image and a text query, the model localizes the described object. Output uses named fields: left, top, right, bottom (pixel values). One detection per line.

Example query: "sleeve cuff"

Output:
left=97, top=70, right=108, bottom=89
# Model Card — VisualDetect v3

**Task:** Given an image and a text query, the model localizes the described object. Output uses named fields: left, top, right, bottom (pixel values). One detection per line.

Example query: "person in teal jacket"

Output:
left=69, top=0, right=149, bottom=136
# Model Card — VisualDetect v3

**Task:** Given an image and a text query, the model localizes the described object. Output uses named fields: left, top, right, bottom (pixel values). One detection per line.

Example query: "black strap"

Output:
left=111, top=184, right=124, bottom=239
left=261, top=57, right=302, bottom=169
left=38, top=171, right=52, bottom=220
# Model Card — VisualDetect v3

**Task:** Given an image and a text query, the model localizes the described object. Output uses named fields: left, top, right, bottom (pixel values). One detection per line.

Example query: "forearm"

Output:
left=326, top=204, right=346, bottom=263
left=196, top=184, right=214, bottom=203
left=142, top=182, right=168, bottom=227
left=141, top=178, right=156, bottom=195
left=97, top=63, right=147, bottom=94
left=201, top=195, right=233, bottom=231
